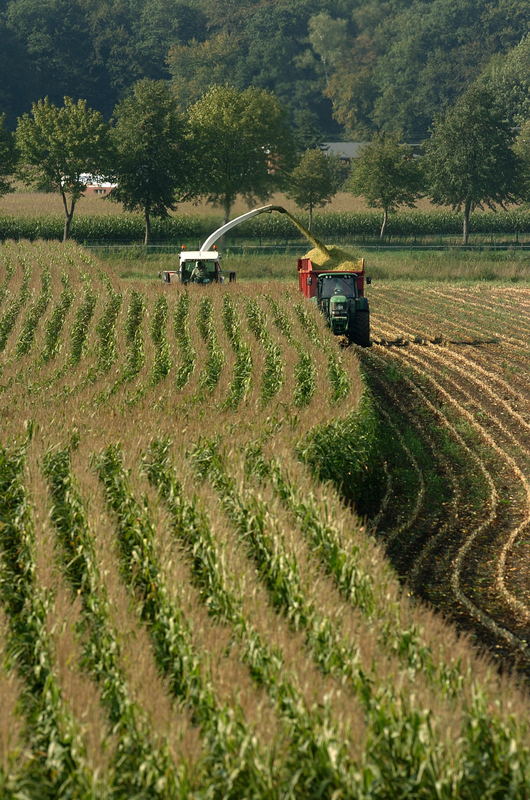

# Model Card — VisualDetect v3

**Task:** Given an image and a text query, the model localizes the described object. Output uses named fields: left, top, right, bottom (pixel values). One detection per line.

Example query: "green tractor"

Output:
left=314, top=272, right=371, bottom=346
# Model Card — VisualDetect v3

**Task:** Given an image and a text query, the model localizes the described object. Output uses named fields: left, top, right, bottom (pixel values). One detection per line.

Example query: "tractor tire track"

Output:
left=369, top=343, right=529, bottom=660
left=375, top=317, right=530, bottom=618
left=385, top=343, right=530, bottom=628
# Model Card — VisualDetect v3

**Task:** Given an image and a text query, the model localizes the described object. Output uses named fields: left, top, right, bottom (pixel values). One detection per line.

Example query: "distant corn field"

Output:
left=0, top=239, right=528, bottom=799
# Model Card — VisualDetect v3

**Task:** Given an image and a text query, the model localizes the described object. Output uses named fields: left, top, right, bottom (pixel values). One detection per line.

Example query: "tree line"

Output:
left=0, top=78, right=529, bottom=245
left=0, top=0, right=528, bottom=142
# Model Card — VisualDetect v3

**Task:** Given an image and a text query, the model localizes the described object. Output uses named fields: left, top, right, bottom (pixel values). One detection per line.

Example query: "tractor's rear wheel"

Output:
left=350, top=311, right=370, bottom=347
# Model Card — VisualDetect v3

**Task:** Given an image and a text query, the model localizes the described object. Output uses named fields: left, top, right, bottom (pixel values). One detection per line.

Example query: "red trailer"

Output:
left=298, top=257, right=367, bottom=297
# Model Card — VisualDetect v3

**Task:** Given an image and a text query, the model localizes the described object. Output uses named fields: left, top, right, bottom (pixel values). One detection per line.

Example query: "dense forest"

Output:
left=0, top=0, right=529, bottom=139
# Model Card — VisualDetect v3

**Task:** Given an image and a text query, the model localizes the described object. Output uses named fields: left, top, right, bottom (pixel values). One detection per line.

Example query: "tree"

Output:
left=347, top=133, right=423, bottom=238
left=110, top=79, right=191, bottom=245
left=286, top=148, right=343, bottom=229
left=423, top=85, right=522, bottom=244
left=188, top=85, right=294, bottom=223
left=480, top=34, right=530, bottom=126
left=16, top=97, right=110, bottom=241
left=514, top=120, right=530, bottom=202
left=0, top=114, right=16, bottom=199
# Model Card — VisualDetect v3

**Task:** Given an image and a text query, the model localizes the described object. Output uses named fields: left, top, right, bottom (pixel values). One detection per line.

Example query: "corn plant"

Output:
left=143, top=437, right=361, bottom=798
left=0, top=256, right=15, bottom=309
left=246, top=299, right=284, bottom=404
left=267, top=295, right=293, bottom=342
left=43, top=446, right=186, bottom=800
left=0, top=435, right=97, bottom=799
left=94, top=444, right=276, bottom=799
left=197, top=296, right=224, bottom=394
left=150, top=295, right=171, bottom=384
left=41, top=273, right=74, bottom=362
left=295, top=302, right=350, bottom=402
left=96, top=281, right=122, bottom=373
left=173, top=292, right=195, bottom=389
left=222, top=295, right=252, bottom=409
left=15, top=267, right=52, bottom=357
left=70, top=279, right=96, bottom=365
left=247, top=446, right=375, bottom=615
left=123, top=289, right=145, bottom=379
left=0, top=262, right=31, bottom=352
left=265, top=297, right=315, bottom=406
left=293, top=347, right=316, bottom=406
left=188, top=439, right=364, bottom=687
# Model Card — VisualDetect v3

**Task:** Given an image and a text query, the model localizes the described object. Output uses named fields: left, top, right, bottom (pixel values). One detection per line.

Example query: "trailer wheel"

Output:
left=350, top=311, right=370, bottom=347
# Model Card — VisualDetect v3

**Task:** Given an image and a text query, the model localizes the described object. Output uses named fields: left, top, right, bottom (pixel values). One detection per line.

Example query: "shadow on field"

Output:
left=372, top=336, right=501, bottom=347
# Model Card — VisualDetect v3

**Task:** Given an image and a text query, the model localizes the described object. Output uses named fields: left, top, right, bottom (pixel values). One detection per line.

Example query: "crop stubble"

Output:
left=364, top=282, right=530, bottom=668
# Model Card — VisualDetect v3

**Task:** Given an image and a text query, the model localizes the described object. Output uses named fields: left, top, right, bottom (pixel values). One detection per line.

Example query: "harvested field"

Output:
left=361, top=283, right=530, bottom=669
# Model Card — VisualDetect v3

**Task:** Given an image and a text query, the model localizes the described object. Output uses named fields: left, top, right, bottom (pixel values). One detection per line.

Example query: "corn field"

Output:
left=0, top=239, right=529, bottom=799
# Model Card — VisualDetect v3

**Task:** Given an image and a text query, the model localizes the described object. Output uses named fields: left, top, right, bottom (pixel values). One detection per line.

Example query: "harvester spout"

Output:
left=199, top=203, right=333, bottom=261
left=267, top=206, right=333, bottom=263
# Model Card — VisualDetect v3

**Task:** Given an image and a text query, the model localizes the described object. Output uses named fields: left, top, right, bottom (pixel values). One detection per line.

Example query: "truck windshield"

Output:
left=319, top=275, right=357, bottom=299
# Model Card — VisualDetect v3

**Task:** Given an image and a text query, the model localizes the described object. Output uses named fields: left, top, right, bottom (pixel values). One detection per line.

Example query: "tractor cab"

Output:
left=160, top=249, right=236, bottom=285
left=179, top=251, right=223, bottom=284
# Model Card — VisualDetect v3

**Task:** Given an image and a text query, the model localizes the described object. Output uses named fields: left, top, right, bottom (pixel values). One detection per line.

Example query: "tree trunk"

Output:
left=61, top=191, right=75, bottom=242
left=63, top=213, right=74, bottom=242
left=144, top=209, right=151, bottom=246
left=462, top=200, right=471, bottom=245
left=380, top=208, right=388, bottom=239
left=223, top=196, right=231, bottom=225
left=308, top=203, right=313, bottom=232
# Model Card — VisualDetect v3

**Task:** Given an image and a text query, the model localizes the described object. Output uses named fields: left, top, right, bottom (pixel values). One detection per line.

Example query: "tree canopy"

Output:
left=0, top=113, right=16, bottom=198
left=187, top=84, right=295, bottom=222
left=347, top=133, right=423, bottom=238
left=423, top=85, right=523, bottom=243
left=109, top=79, right=191, bottom=244
left=0, top=0, right=526, bottom=141
left=16, top=96, right=110, bottom=240
left=286, top=148, right=343, bottom=229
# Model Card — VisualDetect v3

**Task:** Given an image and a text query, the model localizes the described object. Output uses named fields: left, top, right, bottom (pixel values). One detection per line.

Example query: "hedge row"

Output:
left=1, top=208, right=530, bottom=244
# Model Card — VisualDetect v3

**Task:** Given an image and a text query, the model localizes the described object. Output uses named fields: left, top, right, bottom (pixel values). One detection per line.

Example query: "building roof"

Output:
left=323, top=142, right=366, bottom=159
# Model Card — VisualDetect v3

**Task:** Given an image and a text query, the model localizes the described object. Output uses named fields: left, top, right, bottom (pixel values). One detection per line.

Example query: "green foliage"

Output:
left=0, top=437, right=96, bottom=798
left=221, top=295, right=252, bottom=409
left=286, top=148, right=344, bottom=228
left=514, top=120, right=530, bottom=203
left=41, top=272, right=73, bottom=361
left=188, top=85, right=295, bottom=221
left=480, top=34, right=530, bottom=125
left=15, top=267, right=51, bottom=356
left=297, top=391, right=381, bottom=508
left=95, top=443, right=275, bottom=798
left=0, top=113, right=16, bottom=197
left=423, top=85, right=523, bottom=243
left=246, top=298, right=284, bottom=404
left=110, top=79, right=192, bottom=244
left=197, top=296, right=225, bottom=394
left=1, top=206, right=530, bottom=245
left=348, top=133, right=424, bottom=238
left=150, top=295, right=171, bottom=383
left=70, top=279, right=96, bottom=365
left=16, top=97, right=110, bottom=240
left=174, top=292, right=195, bottom=389
left=317, top=0, right=530, bottom=138
left=95, top=281, right=122, bottom=373
left=43, top=445, right=186, bottom=799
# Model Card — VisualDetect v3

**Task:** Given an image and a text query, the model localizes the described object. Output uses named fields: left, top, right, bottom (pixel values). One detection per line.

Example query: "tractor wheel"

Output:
left=350, top=311, right=370, bottom=347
